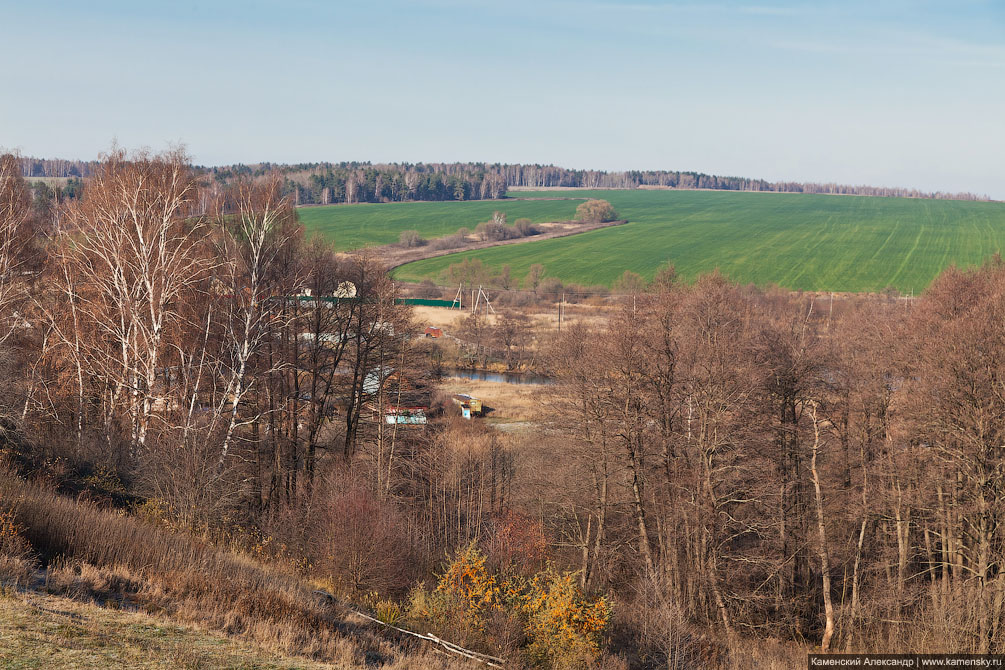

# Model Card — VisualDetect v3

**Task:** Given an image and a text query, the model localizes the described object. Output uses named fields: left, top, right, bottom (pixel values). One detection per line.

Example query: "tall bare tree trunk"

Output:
left=893, top=480, right=909, bottom=615
left=810, top=403, right=835, bottom=652
left=628, top=435, right=655, bottom=573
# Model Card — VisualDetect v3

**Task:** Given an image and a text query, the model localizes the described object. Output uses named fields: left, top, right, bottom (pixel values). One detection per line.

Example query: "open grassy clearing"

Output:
left=438, top=377, right=545, bottom=424
left=299, top=199, right=580, bottom=251
left=388, top=190, right=1005, bottom=293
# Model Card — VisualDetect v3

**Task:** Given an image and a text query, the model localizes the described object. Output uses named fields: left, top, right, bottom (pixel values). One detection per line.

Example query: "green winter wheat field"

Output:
left=304, top=189, right=1005, bottom=293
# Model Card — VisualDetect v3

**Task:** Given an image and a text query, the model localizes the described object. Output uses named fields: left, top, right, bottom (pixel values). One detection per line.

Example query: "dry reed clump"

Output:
left=428, top=232, right=471, bottom=252
left=0, top=466, right=474, bottom=668
left=850, top=582, right=1001, bottom=654
left=44, top=558, right=142, bottom=606
left=0, top=504, right=37, bottom=589
left=724, top=637, right=808, bottom=670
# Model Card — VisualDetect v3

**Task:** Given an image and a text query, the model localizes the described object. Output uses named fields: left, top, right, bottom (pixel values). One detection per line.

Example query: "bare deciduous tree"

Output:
left=58, top=147, right=212, bottom=454
left=0, top=154, right=34, bottom=346
left=210, top=175, right=300, bottom=468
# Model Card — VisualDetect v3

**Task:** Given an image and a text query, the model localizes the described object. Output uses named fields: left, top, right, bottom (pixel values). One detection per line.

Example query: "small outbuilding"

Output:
left=424, top=326, right=444, bottom=338
left=451, top=393, right=483, bottom=419
left=384, top=405, right=428, bottom=425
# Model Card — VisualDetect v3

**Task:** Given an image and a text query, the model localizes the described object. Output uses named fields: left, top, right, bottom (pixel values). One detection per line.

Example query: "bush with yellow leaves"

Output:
left=410, top=541, right=611, bottom=668
left=518, top=569, right=612, bottom=669
left=436, top=541, right=500, bottom=627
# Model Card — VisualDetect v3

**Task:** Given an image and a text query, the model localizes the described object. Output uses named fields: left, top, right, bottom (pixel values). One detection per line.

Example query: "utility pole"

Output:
left=474, top=286, right=495, bottom=316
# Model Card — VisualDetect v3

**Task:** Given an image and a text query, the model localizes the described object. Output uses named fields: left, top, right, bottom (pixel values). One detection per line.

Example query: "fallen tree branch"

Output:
left=313, top=590, right=506, bottom=667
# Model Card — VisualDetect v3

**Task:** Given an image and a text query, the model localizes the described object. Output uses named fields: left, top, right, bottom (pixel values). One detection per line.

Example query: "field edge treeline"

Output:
left=18, top=155, right=990, bottom=204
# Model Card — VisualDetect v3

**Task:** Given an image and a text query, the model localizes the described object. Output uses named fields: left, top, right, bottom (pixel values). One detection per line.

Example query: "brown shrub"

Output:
left=414, top=279, right=443, bottom=299
left=305, top=473, right=420, bottom=598
left=574, top=200, right=618, bottom=223
left=513, top=218, right=539, bottom=237
left=484, top=509, right=546, bottom=575
left=400, top=230, right=426, bottom=248
left=428, top=232, right=469, bottom=251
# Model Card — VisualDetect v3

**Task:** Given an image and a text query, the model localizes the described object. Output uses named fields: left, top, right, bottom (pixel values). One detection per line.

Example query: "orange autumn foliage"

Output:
left=423, top=542, right=610, bottom=667
left=434, top=541, right=500, bottom=630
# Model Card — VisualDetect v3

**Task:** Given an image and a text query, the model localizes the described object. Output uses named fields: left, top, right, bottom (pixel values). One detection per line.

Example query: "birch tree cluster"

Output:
left=1, top=149, right=415, bottom=528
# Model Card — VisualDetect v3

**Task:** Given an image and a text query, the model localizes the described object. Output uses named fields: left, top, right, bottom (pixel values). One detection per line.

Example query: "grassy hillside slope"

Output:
left=0, top=591, right=338, bottom=669
left=0, top=466, right=471, bottom=670
left=387, top=190, right=1005, bottom=293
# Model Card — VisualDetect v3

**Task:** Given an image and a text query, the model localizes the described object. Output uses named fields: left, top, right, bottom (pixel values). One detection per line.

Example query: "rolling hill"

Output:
left=384, top=190, right=1005, bottom=293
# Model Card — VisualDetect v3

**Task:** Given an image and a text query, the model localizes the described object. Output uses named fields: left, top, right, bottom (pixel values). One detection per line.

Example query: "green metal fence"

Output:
left=285, top=296, right=458, bottom=308
left=395, top=298, right=457, bottom=307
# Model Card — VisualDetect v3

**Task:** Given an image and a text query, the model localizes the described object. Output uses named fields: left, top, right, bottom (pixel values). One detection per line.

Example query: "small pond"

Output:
left=441, top=368, right=556, bottom=385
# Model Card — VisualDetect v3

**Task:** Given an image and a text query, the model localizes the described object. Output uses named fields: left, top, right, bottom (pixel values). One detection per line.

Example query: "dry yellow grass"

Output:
left=0, top=467, right=477, bottom=670
left=0, top=590, right=341, bottom=669
left=438, top=377, right=548, bottom=424
left=410, top=303, right=611, bottom=343
left=408, top=304, right=466, bottom=327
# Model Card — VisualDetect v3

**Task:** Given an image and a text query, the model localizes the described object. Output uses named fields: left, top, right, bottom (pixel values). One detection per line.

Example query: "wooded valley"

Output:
left=2, top=149, right=1004, bottom=668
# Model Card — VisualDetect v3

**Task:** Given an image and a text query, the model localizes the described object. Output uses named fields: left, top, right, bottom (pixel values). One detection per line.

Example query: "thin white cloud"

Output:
left=576, top=1, right=710, bottom=12
left=769, top=33, right=1005, bottom=69
left=572, top=1, right=813, bottom=15
left=739, top=5, right=804, bottom=16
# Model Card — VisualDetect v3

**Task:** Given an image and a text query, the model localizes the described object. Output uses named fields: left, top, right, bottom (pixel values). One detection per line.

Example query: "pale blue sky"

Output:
left=2, top=0, right=1003, bottom=197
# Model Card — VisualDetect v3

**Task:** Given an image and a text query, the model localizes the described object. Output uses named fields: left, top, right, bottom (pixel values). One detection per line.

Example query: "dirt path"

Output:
left=501, top=196, right=591, bottom=201
left=366, top=219, right=628, bottom=271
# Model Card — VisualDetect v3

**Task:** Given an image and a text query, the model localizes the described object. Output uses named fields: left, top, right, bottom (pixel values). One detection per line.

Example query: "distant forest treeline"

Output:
left=19, top=156, right=989, bottom=203
left=494, top=164, right=991, bottom=200
left=277, top=163, right=509, bottom=205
